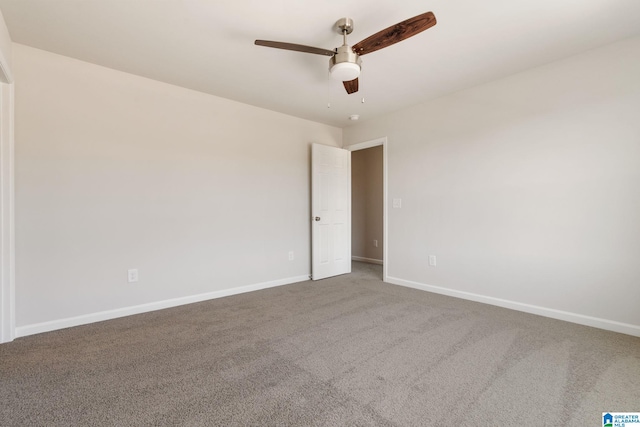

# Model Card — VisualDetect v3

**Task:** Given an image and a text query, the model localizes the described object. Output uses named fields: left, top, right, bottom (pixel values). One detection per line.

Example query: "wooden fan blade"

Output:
left=255, top=40, right=336, bottom=56
left=343, top=78, right=359, bottom=94
left=352, top=12, right=436, bottom=56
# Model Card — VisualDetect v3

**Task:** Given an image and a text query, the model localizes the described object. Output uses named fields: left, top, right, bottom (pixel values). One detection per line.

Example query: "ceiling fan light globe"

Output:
left=330, top=62, right=360, bottom=81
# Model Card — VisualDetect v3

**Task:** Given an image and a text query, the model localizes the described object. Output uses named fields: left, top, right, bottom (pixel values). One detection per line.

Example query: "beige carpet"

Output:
left=1, top=262, right=639, bottom=426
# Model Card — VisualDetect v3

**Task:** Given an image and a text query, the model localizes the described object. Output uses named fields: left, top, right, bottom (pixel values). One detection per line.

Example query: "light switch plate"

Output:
left=393, top=198, right=402, bottom=208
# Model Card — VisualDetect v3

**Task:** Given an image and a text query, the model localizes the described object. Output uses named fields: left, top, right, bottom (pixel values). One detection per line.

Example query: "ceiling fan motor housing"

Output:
left=329, top=45, right=361, bottom=81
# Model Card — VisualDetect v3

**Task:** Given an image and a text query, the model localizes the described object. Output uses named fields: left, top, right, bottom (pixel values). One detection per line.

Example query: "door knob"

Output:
left=314, top=217, right=321, bottom=221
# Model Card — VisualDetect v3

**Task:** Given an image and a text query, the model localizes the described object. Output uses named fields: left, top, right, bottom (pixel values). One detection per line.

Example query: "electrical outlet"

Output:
left=393, top=198, right=402, bottom=208
left=428, top=255, right=437, bottom=267
left=288, top=251, right=294, bottom=261
left=127, top=269, right=139, bottom=283
left=373, top=240, right=378, bottom=247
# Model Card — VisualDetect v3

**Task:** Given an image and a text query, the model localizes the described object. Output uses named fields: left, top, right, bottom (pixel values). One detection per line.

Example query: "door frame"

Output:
left=345, top=137, right=388, bottom=282
left=0, top=81, right=14, bottom=344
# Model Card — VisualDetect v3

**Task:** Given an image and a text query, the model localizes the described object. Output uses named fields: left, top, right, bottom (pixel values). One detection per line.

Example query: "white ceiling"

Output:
left=1, top=0, right=639, bottom=128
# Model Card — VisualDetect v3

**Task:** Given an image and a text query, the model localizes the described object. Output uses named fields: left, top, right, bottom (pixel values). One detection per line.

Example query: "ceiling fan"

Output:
left=255, top=12, right=437, bottom=94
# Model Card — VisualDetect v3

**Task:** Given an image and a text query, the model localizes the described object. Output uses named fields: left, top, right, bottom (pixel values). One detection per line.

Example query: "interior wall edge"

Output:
left=0, top=83, right=14, bottom=344
left=0, top=9, right=14, bottom=344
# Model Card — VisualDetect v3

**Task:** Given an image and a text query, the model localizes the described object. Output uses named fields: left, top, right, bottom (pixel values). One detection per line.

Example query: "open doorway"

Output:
left=346, top=138, right=387, bottom=281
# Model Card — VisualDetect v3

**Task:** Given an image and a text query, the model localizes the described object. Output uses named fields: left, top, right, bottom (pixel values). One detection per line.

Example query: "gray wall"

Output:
left=345, top=36, right=640, bottom=335
left=14, top=44, right=341, bottom=332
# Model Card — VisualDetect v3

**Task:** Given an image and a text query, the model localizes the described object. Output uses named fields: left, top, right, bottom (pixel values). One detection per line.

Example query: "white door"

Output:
left=312, top=143, right=351, bottom=280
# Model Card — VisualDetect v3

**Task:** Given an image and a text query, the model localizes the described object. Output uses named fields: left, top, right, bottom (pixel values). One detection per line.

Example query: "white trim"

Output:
left=15, top=274, right=309, bottom=338
left=346, top=137, right=388, bottom=282
left=386, top=276, right=640, bottom=338
left=346, top=138, right=386, bottom=152
left=352, top=256, right=383, bottom=265
left=0, top=83, right=14, bottom=343
left=0, top=48, right=12, bottom=84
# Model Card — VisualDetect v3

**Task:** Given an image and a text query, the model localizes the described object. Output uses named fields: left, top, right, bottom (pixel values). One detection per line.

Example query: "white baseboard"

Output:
left=15, top=274, right=310, bottom=339
left=386, top=276, right=640, bottom=338
left=352, top=256, right=383, bottom=265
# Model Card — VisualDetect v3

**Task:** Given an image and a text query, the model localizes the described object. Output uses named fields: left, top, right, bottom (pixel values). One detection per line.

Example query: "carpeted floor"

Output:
left=1, top=262, right=639, bottom=426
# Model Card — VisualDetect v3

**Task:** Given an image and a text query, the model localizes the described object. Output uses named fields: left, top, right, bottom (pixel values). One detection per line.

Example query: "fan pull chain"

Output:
left=360, top=68, right=365, bottom=104
left=327, top=69, right=332, bottom=108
